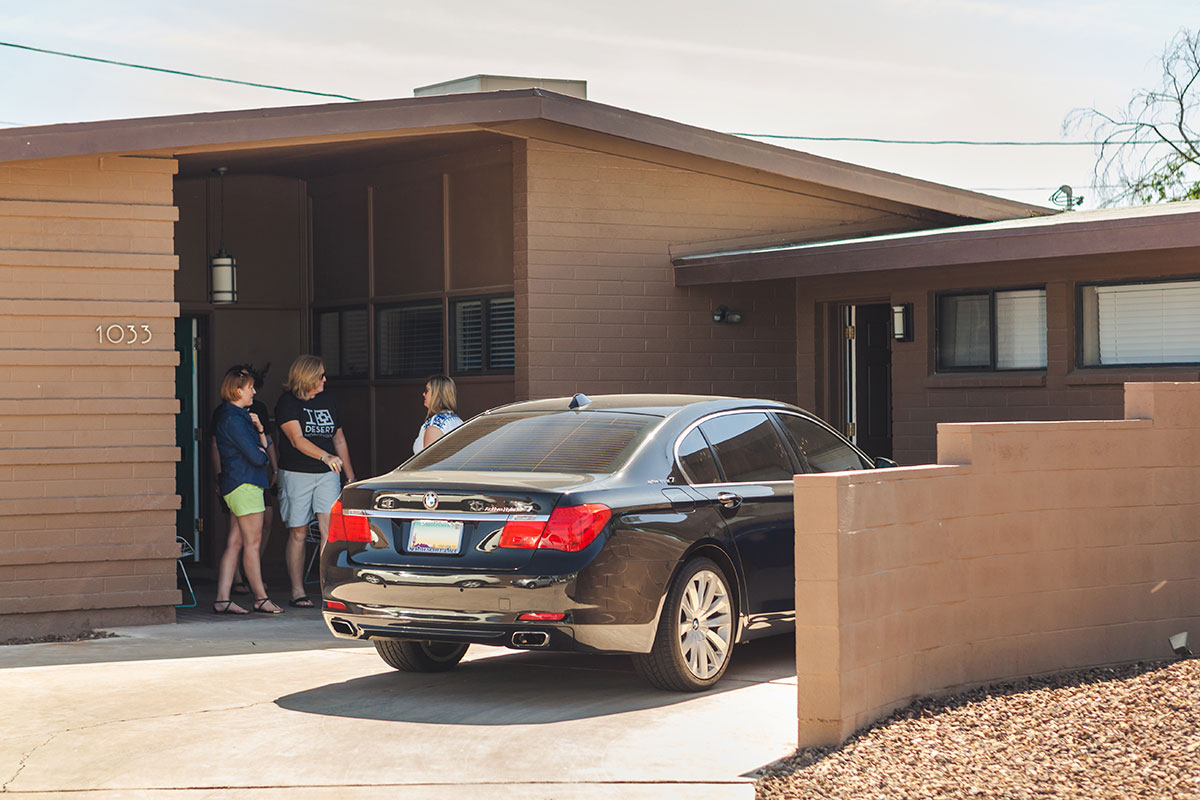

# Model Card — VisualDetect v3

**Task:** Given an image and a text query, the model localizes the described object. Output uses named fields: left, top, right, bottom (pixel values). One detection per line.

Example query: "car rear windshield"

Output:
left=403, top=411, right=658, bottom=473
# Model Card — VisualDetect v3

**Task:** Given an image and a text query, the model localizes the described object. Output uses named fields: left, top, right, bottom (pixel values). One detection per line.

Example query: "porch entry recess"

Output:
left=842, top=304, right=893, bottom=460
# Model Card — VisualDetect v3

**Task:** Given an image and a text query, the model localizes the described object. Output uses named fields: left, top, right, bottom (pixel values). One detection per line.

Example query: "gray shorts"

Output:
left=278, top=469, right=341, bottom=529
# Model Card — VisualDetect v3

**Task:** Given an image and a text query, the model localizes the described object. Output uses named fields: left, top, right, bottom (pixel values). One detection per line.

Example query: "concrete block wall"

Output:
left=793, top=381, right=1200, bottom=746
left=0, top=155, right=181, bottom=638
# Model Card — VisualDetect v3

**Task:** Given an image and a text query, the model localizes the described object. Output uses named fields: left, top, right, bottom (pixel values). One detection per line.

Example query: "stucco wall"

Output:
left=793, top=381, right=1200, bottom=746
left=0, top=155, right=180, bottom=638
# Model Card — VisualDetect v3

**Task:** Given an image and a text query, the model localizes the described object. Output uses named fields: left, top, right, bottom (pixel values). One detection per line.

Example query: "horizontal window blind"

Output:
left=377, top=302, right=443, bottom=378
left=317, top=311, right=341, bottom=377
left=995, top=289, right=1046, bottom=369
left=487, top=297, right=515, bottom=370
left=454, top=300, right=484, bottom=373
left=342, top=309, right=369, bottom=378
left=1095, top=280, right=1200, bottom=364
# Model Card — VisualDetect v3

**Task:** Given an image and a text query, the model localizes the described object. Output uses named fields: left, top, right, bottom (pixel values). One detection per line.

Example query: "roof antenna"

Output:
left=569, top=392, right=591, bottom=409
left=1049, top=184, right=1083, bottom=211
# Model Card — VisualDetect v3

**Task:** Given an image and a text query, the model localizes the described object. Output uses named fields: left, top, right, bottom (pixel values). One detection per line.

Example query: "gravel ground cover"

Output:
left=0, top=630, right=119, bottom=646
left=757, top=658, right=1200, bottom=799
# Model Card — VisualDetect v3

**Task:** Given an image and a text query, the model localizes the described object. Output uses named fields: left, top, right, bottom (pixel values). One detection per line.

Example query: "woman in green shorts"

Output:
left=212, top=368, right=284, bottom=614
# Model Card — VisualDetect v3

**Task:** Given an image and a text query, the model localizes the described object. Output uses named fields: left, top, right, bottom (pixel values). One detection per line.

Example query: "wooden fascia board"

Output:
left=0, top=93, right=547, bottom=164
left=674, top=212, right=1200, bottom=286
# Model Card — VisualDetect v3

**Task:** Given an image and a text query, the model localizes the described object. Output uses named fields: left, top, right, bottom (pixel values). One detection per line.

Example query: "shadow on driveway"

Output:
left=276, top=634, right=797, bottom=725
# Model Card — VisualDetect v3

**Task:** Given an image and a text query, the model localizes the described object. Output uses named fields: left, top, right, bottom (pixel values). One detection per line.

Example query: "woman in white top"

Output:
left=413, top=374, right=463, bottom=454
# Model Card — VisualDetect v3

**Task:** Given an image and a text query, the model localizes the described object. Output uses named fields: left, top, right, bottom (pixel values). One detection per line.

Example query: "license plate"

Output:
left=407, top=520, right=464, bottom=555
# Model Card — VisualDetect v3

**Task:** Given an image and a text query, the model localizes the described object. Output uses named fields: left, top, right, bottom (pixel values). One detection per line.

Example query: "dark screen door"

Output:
left=854, top=304, right=892, bottom=459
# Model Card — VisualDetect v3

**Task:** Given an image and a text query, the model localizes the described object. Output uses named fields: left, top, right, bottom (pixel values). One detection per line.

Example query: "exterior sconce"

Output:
left=209, top=167, right=237, bottom=304
left=891, top=303, right=913, bottom=341
left=713, top=305, right=743, bottom=324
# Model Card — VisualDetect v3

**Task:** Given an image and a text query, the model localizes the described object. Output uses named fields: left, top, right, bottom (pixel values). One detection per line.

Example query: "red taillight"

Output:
left=327, top=500, right=371, bottom=543
left=324, top=600, right=347, bottom=611
left=498, top=503, right=611, bottom=552
left=517, top=611, right=565, bottom=621
left=497, top=518, right=546, bottom=549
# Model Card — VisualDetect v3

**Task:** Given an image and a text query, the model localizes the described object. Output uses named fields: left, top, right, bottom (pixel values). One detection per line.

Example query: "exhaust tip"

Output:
left=330, top=618, right=357, bottom=636
left=511, top=630, right=550, bottom=648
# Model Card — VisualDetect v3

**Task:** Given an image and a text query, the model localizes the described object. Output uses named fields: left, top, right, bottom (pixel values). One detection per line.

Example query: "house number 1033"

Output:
left=96, top=324, right=153, bottom=345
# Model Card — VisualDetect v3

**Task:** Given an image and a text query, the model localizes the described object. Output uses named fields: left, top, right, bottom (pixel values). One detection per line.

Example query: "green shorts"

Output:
left=223, top=483, right=266, bottom=517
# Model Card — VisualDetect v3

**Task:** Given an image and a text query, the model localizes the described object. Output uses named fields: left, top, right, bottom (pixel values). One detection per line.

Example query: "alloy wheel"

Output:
left=675, top=568, right=732, bottom=679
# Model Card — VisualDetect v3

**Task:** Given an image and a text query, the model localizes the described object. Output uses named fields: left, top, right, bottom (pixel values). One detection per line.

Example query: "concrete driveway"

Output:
left=0, top=604, right=798, bottom=799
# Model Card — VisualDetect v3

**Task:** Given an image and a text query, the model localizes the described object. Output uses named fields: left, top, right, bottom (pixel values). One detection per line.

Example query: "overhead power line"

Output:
left=0, top=40, right=362, bottom=102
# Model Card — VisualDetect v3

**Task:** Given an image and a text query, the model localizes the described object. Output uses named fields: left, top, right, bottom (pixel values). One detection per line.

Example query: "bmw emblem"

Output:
left=422, top=492, right=439, bottom=510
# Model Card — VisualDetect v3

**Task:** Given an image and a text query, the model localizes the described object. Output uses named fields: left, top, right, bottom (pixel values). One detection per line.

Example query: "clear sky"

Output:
left=0, top=0, right=1194, bottom=208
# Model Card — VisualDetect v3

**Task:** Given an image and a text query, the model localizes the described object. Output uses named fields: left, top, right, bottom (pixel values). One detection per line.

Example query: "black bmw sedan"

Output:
left=321, top=394, right=884, bottom=691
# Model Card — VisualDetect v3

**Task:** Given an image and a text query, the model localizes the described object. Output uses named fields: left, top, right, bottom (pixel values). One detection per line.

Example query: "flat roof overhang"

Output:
left=0, top=89, right=1049, bottom=223
left=673, top=201, right=1200, bottom=285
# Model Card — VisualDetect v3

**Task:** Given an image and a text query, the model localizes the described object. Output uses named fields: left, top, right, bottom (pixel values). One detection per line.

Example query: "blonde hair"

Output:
left=220, top=367, right=254, bottom=404
left=425, top=374, right=458, bottom=419
left=285, top=354, right=325, bottom=398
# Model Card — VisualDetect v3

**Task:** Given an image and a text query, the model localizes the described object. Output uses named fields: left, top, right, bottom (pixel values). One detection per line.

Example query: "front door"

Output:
left=845, top=304, right=892, bottom=460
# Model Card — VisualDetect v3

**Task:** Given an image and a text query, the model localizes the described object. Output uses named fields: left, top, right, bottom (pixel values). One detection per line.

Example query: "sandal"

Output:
left=289, top=595, right=315, bottom=608
left=253, top=597, right=284, bottom=614
left=213, top=600, right=248, bottom=615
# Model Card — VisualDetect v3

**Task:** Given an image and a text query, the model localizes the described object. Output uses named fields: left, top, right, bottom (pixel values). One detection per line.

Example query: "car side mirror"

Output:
left=873, top=457, right=898, bottom=469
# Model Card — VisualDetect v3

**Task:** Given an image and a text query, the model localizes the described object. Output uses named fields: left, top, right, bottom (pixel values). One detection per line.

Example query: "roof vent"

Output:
left=414, top=75, right=586, bottom=99
left=569, top=393, right=592, bottom=410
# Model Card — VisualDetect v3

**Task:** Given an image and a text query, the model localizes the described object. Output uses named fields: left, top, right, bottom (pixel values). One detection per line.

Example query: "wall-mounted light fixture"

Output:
left=713, top=305, right=743, bottom=324
left=891, top=303, right=913, bottom=342
left=209, top=167, right=237, bottom=304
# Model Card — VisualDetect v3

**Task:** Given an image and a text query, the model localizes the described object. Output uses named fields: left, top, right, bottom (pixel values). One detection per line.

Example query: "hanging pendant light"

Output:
left=209, top=166, right=237, bottom=304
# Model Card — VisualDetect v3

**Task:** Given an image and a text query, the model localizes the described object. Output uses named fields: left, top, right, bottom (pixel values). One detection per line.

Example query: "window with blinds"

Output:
left=1080, top=279, right=1200, bottom=366
left=377, top=301, right=444, bottom=379
left=451, top=295, right=516, bottom=375
left=936, top=288, right=1046, bottom=371
left=314, top=307, right=368, bottom=378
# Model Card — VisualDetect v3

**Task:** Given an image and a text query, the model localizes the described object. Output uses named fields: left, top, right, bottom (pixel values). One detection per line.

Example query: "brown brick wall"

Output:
left=793, top=381, right=1200, bottom=746
left=518, top=139, right=940, bottom=402
left=797, top=248, right=1200, bottom=464
left=0, top=155, right=180, bottom=639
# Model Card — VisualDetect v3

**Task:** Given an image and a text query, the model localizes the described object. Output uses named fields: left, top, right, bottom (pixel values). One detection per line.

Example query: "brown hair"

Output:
left=425, top=374, right=458, bottom=419
left=285, top=355, right=325, bottom=399
left=220, top=367, right=254, bottom=404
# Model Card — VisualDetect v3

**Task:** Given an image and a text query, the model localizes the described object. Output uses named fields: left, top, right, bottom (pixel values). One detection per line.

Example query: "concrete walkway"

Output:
left=1, top=597, right=798, bottom=799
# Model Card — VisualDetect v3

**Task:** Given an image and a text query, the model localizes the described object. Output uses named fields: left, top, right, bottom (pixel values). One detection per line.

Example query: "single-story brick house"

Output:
left=1, top=81, right=1137, bottom=636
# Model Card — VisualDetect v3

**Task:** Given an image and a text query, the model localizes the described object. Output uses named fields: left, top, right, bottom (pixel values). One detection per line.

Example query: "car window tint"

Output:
left=778, top=414, right=868, bottom=472
left=403, top=411, right=657, bottom=473
left=677, top=428, right=721, bottom=484
left=698, top=412, right=794, bottom=483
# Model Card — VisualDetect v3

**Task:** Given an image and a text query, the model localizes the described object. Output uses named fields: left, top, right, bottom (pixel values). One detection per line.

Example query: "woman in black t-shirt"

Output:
left=275, top=355, right=355, bottom=608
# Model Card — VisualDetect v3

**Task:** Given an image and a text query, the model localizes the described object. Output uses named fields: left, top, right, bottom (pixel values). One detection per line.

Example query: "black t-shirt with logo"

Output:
left=275, top=390, right=340, bottom=473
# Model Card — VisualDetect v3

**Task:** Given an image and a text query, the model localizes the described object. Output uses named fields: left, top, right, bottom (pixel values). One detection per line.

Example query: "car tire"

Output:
left=633, top=556, right=735, bottom=692
left=373, top=639, right=469, bottom=672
